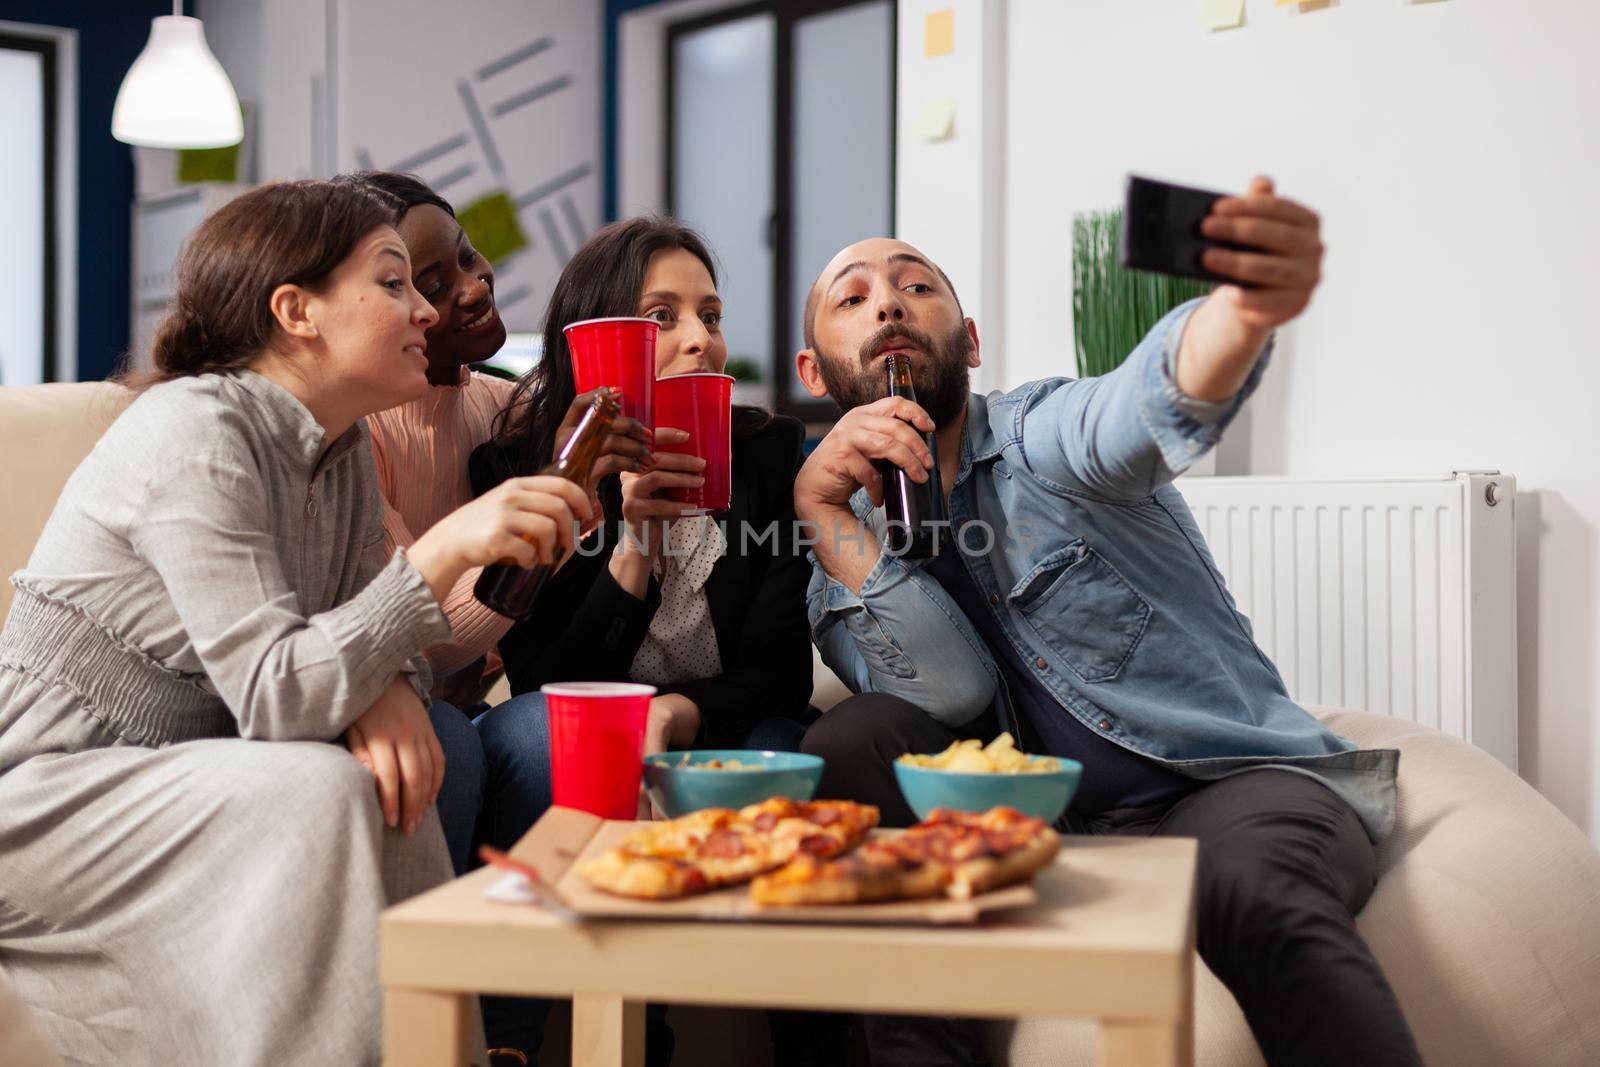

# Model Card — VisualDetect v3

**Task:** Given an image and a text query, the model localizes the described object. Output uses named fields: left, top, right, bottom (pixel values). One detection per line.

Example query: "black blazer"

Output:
left=469, top=415, right=814, bottom=746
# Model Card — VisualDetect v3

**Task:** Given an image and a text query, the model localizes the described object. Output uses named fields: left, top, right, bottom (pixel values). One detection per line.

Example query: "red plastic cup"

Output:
left=541, top=682, right=656, bottom=819
left=564, top=317, right=659, bottom=427
left=653, top=372, right=734, bottom=514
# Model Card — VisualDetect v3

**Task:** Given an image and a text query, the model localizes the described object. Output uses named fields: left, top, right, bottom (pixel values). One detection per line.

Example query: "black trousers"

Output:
left=802, top=693, right=1423, bottom=1067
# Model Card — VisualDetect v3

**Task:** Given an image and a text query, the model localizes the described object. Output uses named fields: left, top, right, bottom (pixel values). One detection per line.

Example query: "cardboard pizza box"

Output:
left=500, top=806, right=1040, bottom=926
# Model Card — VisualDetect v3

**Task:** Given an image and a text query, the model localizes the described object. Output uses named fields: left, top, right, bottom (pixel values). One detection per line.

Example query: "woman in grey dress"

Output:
left=0, top=180, right=592, bottom=1066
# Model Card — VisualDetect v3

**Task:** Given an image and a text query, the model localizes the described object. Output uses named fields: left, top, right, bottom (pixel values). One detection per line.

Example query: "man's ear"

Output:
left=795, top=348, right=830, bottom=399
left=269, top=283, right=318, bottom=342
left=964, top=317, right=981, bottom=369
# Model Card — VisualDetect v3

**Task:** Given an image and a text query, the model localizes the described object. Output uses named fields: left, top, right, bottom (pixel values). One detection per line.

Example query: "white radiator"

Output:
left=1175, top=472, right=1518, bottom=769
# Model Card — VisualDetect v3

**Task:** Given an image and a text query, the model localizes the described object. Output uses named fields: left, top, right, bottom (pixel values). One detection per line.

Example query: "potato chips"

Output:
left=897, top=733, right=1061, bottom=774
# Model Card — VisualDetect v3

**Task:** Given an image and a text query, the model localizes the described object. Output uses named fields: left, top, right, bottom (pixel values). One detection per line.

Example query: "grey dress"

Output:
left=0, top=370, right=461, bottom=1066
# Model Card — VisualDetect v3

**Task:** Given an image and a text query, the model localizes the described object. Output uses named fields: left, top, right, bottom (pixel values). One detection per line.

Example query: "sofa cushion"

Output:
left=0, top=382, right=133, bottom=620
left=999, top=707, right=1600, bottom=1066
left=1319, top=708, right=1600, bottom=1066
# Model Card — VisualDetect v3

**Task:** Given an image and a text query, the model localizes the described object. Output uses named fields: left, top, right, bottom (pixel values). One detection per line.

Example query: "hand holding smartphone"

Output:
left=1118, top=173, right=1326, bottom=335
left=1117, top=174, right=1242, bottom=285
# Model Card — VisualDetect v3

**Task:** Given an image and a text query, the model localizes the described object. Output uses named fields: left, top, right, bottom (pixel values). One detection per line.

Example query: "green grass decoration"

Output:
left=1072, top=208, right=1211, bottom=379
left=458, top=190, right=530, bottom=265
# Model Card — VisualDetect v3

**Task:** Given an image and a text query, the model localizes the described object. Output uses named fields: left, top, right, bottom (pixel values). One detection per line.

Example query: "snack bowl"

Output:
left=892, top=758, right=1082, bottom=824
left=643, top=750, right=824, bottom=818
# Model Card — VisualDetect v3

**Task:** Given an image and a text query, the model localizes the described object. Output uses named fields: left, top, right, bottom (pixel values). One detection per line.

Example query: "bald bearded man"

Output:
left=792, top=179, right=1421, bottom=1067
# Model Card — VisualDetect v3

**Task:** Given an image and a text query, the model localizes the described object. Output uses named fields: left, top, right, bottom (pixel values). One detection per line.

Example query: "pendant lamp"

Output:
left=112, top=2, right=243, bottom=149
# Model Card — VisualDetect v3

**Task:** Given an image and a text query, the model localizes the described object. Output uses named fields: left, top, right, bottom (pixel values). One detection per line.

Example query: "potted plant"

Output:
left=1072, top=208, right=1211, bottom=378
left=724, top=357, right=771, bottom=409
left=1072, top=207, right=1216, bottom=473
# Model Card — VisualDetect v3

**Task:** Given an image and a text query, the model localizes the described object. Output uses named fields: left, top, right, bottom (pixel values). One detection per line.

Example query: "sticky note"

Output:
left=1200, top=0, right=1246, bottom=31
left=924, top=9, right=953, bottom=58
left=178, top=141, right=241, bottom=183
left=178, top=104, right=245, bottom=182
left=912, top=98, right=956, bottom=142
left=458, top=190, right=530, bottom=265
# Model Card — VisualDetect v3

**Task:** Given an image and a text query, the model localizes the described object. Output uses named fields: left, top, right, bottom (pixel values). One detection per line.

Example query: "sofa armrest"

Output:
left=1314, top=707, right=1600, bottom=1064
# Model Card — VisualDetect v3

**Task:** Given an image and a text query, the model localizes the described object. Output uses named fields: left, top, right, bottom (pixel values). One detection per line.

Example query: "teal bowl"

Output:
left=892, top=758, right=1082, bottom=824
left=642, top=750, right=824, bottom=818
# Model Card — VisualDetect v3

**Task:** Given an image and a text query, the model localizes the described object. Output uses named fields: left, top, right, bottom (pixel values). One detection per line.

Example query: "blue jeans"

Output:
left=428, top=700, right=487, bottom=875
left=470, top=692, right=808, bottom=1063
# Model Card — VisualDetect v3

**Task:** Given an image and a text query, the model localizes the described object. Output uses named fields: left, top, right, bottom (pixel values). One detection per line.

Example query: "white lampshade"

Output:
left=112, top=15, right=243, bottom=149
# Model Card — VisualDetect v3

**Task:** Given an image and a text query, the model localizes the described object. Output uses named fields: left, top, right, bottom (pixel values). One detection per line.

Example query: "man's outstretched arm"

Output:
left=1021, top=176, right=1323, bottom=500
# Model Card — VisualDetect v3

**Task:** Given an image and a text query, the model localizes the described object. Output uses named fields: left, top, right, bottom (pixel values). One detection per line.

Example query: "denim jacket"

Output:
left=808, top=300, right=1399, bottom=841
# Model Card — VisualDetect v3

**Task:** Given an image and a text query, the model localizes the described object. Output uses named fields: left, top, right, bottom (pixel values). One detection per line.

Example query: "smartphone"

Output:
left=1117, top=174, right=1241, bottom=286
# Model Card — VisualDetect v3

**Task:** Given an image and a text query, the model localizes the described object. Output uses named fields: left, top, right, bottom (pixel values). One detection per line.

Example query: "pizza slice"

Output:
left=908, top=807, right=1062, bottom=901
left=573, top=850, right=710, bottom=901
left=575, top=799, right=881, bottom=900
left=748, top=839, right=948, bottom=905
left=749, top=805, right=1060, bottom=906
left=739, top=797, right=880, bottom=859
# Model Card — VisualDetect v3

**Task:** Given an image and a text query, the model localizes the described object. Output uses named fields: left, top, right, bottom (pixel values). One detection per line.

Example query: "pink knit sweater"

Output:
left=368, top=368, right=517, bottom=692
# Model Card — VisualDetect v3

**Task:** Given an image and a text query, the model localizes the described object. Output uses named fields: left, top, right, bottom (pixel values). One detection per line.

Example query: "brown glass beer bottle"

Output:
left=474, top=389, right=620, bottom=618
left=877, top=352, right=945, bottom=558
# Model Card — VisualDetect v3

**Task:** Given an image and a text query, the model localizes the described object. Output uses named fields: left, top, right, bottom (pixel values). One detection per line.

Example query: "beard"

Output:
left=813, top=321, right=972, bottom=426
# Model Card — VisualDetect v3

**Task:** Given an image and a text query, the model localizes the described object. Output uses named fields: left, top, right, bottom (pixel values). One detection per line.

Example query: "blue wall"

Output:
left=4, top=1, right=181, bottom=381
left=603, top=0, right=676, bottom=222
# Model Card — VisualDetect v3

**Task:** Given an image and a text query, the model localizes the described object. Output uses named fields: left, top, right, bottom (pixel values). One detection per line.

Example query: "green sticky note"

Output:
left=458, top=190, right=530, bottom=265
left=178, top=104, right=245, bottom=183
left=912, top=97, right=956, bottom=142
left=178, top=141, right=241, bottom=183
left=1200, top=0, right=1246, bottom=31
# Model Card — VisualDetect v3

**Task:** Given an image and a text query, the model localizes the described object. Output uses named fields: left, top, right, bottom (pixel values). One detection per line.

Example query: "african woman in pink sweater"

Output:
left=344, top=172, right=651, bottom=877
left=355, top=173, right=517, bottom=705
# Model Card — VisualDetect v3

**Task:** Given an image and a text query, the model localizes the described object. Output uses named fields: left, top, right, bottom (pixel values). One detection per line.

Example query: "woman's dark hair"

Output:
left=491, top=214, right=770, bottom=479
left=334, top=170, right=454, bottom=222
left=143, top=179, right=398, bottom=381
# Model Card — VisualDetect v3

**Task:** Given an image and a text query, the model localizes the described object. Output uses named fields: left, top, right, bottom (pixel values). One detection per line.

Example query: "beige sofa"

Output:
left=3, top=381, right=1600, bottom=1067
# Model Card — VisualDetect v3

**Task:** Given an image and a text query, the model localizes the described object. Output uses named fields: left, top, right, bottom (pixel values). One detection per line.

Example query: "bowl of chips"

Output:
left=893, top=734, right=1080, bottom=824
left=643, top=750, right=824, bottom=818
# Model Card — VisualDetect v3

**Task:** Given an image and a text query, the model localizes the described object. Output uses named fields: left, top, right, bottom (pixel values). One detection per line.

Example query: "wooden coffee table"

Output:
left=381, top=817, right=1197, bottom=1067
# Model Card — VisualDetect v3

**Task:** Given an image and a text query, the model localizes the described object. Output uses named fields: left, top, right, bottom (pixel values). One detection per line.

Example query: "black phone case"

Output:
left=1117, top=174, right=1237, bottom=286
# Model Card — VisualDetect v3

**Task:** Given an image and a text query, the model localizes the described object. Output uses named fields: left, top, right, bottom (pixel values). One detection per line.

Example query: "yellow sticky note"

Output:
left=912, top=98, right=956, bottom=142
left=1200, top=0, right=1246, bottom=31
left=924, top=9, right=954, bottom=58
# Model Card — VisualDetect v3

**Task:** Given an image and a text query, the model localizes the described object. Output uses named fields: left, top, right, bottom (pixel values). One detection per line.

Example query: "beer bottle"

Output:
left=474, top=389, right=620, bottom=618
left=877, top=352, right=945, bottom=558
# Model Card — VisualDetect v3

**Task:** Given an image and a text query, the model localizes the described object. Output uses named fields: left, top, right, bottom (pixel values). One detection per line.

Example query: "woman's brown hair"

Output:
left=143, top=179, right=399, bottom=381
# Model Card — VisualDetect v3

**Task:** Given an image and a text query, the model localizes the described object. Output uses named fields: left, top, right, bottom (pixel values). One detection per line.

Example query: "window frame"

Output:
left=0, top=30, right=60, bottom=383
left=665, top=0, right=897, bottom=424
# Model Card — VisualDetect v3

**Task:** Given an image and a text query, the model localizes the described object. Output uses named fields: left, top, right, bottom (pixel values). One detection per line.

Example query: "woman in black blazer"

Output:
left=464, top=217, right=834, bottom=1065
left=474, top=409, right=813, bottom=748
left=469, top=215, right=814, bottom=769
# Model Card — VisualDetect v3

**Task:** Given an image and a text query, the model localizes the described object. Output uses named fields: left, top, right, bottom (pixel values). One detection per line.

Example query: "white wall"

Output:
left=996, top=0, right=1600, bottom=839
left=202, top=0, right=602, bottom=331
left=895, top=0, right=1007, bottom=395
